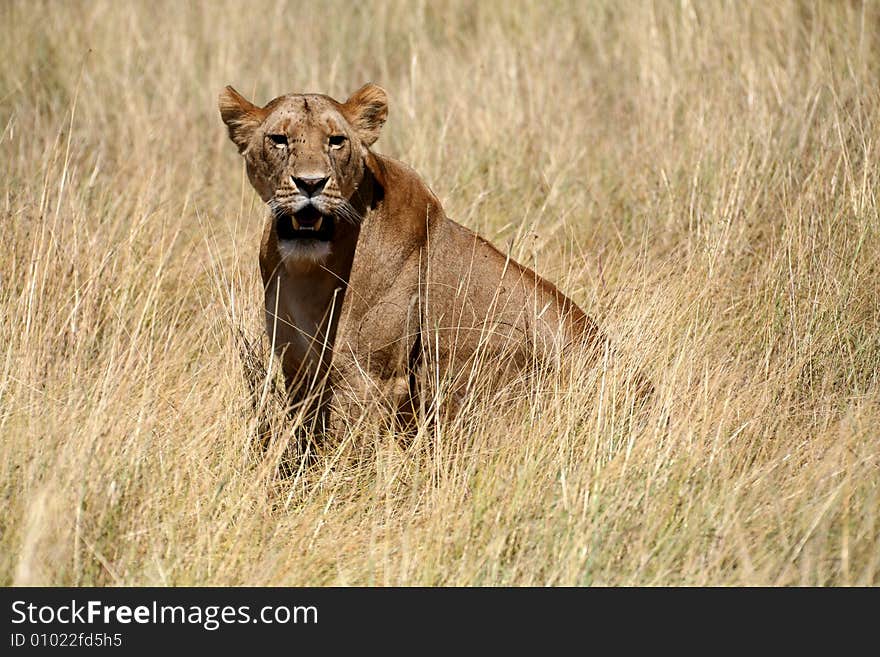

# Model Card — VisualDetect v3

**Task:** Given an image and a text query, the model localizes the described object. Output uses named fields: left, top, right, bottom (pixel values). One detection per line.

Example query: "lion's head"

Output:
left=219, top=83, right=388, bottom=263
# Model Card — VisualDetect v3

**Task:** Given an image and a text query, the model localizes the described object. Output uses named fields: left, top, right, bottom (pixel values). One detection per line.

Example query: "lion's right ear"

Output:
left=219, top=86, right=265, bottom=154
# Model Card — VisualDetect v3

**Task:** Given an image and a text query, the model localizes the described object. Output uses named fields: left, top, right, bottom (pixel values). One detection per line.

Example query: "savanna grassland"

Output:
left=1, top=0, right=878, bottom=585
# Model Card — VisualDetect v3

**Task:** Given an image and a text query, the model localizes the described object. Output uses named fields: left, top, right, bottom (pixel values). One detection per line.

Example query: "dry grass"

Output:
left=2, top=0, right=879, bottom=586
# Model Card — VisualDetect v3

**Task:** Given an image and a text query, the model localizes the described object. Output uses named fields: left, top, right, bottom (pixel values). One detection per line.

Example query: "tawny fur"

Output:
left=219, top=83, right=609, bottom=433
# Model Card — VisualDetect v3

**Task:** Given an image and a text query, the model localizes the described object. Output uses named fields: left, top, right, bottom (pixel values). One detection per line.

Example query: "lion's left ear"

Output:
left=342, top=83, right=388, bottom=147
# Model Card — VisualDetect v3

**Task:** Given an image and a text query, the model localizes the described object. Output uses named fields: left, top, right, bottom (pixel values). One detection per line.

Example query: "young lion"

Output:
left=219, top=83, right=619, bottom=434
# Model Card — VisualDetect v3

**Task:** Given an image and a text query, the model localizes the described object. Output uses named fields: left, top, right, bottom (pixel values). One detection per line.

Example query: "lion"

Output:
left=219, top=83, right=635, bottom=436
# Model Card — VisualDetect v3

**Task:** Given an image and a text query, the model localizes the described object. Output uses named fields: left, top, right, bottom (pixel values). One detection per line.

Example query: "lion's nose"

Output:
left=292, top=175, right=329, bottom=197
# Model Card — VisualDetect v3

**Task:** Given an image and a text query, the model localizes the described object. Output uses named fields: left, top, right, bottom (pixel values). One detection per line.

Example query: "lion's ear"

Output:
left=342, top=83, right=388, bottom=147
left=219, top=86, right=265, bottom=154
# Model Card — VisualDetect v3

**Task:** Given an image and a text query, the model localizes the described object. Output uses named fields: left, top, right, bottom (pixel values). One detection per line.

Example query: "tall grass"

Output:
left=1, top=0, right=878, bottom=585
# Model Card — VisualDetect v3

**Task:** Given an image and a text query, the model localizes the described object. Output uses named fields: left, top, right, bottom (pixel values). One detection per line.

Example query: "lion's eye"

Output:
left=328, top=134, right=346, bottom=149
left=267, top=134, right=288, bottom=148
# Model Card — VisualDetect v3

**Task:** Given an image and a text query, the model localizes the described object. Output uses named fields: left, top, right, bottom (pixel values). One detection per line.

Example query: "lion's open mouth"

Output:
left=276, top=205, right=335, bottom=241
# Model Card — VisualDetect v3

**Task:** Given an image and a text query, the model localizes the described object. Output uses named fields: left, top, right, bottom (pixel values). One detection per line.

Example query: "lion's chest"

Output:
left=264, top=269, right=343, bottom=376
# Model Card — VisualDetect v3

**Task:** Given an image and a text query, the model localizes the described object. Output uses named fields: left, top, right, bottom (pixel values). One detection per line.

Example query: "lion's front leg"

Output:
left=327, top=298, right=422, bottom=438
left=326, top=350, right=414, bottom=437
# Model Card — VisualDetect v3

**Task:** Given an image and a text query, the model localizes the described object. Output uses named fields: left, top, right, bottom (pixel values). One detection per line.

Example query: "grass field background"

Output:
left=1, top=0, right=878, bottom=585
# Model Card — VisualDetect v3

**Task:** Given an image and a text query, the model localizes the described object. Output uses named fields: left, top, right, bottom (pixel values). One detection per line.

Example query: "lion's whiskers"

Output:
left=331, top=198, right=363, bottom=226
